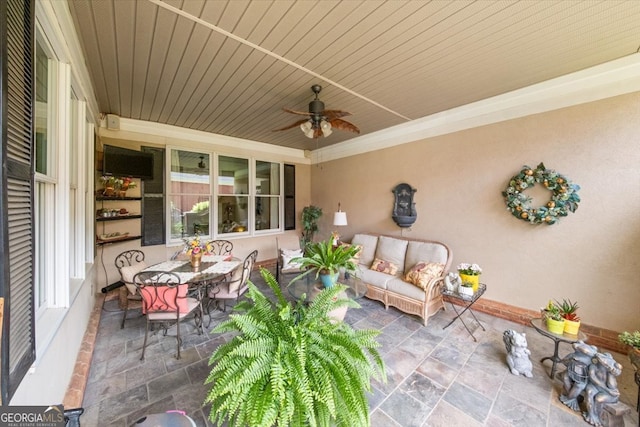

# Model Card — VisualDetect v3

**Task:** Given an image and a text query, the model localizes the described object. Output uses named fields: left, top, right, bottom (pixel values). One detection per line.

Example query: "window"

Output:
left=255, top=160, right=280, bottom=231
left=218, top=156, right=249, bottom=234
left=167, top=151, right=285, bottom=243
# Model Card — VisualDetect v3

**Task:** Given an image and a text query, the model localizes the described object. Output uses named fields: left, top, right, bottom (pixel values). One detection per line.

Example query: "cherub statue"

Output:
left=503, top=329, right=533, bottom=377
left=559, top=341, right=598, bottom=411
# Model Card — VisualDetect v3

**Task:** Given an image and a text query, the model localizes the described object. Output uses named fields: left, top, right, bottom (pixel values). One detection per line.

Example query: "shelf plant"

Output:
left=204, top=268, right=386, bottom=427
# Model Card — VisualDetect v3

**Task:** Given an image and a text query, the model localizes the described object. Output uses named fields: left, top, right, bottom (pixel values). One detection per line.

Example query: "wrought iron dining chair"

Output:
left=133, top=271, right=201, bottom=360
left=115, top=249, right=147, bottom=329
left=206, top=239, right=234, bottom=256
left=207, top=250, right=258, bottom=316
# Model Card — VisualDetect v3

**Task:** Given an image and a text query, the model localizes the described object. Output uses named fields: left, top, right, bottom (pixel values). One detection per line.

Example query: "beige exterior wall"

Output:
left=311, top=91, right=640, bottom=333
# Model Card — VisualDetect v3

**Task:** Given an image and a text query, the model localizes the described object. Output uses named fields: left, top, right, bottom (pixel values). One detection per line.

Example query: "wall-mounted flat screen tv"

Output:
left=103, top=145, right=154, bottom=180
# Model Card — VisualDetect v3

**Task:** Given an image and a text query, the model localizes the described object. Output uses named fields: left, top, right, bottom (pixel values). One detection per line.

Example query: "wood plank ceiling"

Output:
left=68, top=0, right=640, bottom=152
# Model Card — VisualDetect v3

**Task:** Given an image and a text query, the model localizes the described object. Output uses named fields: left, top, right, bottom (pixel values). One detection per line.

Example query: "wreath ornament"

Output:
left=502, top=163, right=580, bottom=225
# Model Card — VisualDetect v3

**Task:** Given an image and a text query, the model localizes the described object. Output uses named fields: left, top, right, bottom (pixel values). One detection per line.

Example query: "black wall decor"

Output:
left=392, top=183, right=417, bottom=228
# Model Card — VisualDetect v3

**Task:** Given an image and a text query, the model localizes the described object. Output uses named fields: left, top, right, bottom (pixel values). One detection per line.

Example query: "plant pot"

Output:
left=459, top=273, right=480, bottom=292
left=563, top=319, right=581, bottom=335
left=190, top=252, right=202, bottom=268
left=103, top=186, right=115, bottom=196
left=459, top=285, right=474, bottom=297
left=628, top=347, right=640, bottom=372
left=546, top=317, right=565, bottom=335
left=319, top=272, right=339, bottom=288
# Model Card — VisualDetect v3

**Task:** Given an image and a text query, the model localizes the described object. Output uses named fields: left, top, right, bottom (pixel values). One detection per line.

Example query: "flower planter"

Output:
left=191, top=252, right=202, bottom=268
left=629, top=347, right=640, bottom=371
left=459, top=273, right=480, bottom=293
left=546, top=317, right=565, bottom=335
left=320, top=272, right=339, bottom=288
left=563, top=319, right=580, bottom=335
left=459, top=285, right=474, bottom=297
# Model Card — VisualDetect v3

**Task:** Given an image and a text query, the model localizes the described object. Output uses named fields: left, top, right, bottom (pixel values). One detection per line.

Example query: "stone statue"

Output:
left=582, top=352, right=622, bottom=426
left=558, top=343, right=624, bottom=427
left=503, top=329, right=533, bottom=377
left=559, top=341, right=598, bottom=411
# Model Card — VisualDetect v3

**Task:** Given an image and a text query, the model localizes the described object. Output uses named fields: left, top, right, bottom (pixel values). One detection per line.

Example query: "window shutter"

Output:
left=0, top=0, right=36, bottom=404
left=284, top=164, right=295, bottom=230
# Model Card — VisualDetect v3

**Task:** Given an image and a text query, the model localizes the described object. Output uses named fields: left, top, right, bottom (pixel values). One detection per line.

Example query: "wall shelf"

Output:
left=96, top=214, right=142, bottom=222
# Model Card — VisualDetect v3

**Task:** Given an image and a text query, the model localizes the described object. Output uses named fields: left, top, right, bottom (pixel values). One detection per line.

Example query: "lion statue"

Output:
left=503, top=329, right=533, bottom=377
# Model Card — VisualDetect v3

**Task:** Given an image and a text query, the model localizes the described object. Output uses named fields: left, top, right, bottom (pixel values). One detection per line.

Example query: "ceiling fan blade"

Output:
left=283, top=107, right=312, bottom=116
left=322, top=110, right=352, bottom=120
left=330, top=118, right=360, bottom=134
left=272, top=118, right=309, bottom=132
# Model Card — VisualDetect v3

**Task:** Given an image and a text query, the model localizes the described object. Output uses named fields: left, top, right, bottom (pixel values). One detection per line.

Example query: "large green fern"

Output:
left=204, top=267, right=386, bottom=427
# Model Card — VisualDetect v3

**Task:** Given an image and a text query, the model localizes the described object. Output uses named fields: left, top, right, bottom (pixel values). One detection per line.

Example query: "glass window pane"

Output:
left=170, top=195, right=210, bottom=239
left=170, top=150, right=210, bottom=194
left=35, top=42, right=48, bottom=175
left=218, top=196, right=248, bottom=233
left=255, top=196, right=279, bottom=230
left=256, top=161, right=280, bottom=195
left=218, top=156, right=248, bottom=194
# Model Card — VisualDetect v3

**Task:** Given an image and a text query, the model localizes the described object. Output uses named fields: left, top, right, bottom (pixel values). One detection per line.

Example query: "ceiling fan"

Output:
left=273, top=84, right=360, bottom=139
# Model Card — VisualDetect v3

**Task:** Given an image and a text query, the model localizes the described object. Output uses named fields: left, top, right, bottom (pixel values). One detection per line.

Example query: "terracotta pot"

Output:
left=103, top=186, right=115, bottom=196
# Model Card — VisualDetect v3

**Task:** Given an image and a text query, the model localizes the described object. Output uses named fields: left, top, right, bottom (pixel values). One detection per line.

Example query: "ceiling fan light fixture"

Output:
left=300, top=120, right=314, bottom=138
left=320, top=119, right=332, bottom=137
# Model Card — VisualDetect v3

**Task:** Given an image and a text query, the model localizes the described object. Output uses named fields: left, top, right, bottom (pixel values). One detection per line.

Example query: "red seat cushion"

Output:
left=140, top=284, right=189, bottom=314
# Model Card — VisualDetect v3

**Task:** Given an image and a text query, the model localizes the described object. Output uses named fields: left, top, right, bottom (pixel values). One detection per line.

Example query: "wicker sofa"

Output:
left=350, top=233, right=453, bottom=326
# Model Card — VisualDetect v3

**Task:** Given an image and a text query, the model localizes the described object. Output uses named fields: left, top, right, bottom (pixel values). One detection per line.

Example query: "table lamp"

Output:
left=332, top=203, right=348, bottom=246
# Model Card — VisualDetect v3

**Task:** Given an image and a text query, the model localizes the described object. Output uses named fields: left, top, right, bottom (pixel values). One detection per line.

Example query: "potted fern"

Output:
left=204, top=268, right=386, bottom=427
left=292, top=237, right=361, bottom=288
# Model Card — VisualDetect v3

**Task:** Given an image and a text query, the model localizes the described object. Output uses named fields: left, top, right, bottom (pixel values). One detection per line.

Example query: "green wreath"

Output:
left=502, top=162, right=580, bottom=225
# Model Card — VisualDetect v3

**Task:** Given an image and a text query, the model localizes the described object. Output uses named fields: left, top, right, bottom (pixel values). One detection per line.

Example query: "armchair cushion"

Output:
left=120, top=261, right=148, bottom=295
left=281, top=248, right=303, bottom=272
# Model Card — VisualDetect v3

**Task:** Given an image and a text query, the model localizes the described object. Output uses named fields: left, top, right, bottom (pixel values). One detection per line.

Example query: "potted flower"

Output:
left=204, top=268, right=386, bottom=427
left=458, top=280, right=474, bottom=297
left=183, top=233, right=210, bottom=268
left=457, top=262, right=482, bottom=293
left=556, top=299, right=580, bottom=335
left=618, top=330, right=640, bottom=371
left=545, top=303, right=565, bottom=335
left=291, top=237, right=360, bottom=288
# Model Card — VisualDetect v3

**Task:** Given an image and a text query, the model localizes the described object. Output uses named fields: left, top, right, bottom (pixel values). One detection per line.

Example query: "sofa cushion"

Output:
left=374, top=236, right=409, bottom=273
left=405, top=262, right=445, bottom=290
left=387, top=277, right=426, bottom=301
left=339, top=242, right=362, bottom=263
left=357, top=265, right=395, bottom=290
left=351, top=234, right=379, bottom=266
left=404, top=241, right=449, bottom=273
left=370, top=258, right=399, bottom=275
left=281, top=248, right=303, bottom=272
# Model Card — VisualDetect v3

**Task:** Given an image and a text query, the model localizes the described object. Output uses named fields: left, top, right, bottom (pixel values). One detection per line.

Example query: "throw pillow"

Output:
left=281, top=248, right=303, bottom=272
left=340, top=242, right=363, bottom=262
left=120, top=261, right=148, bottom=295
left=405, top=262, right=445, bottom=290
left=370, top=258, right=399, bottom=275
left=140, top=283, right=188, bottom=314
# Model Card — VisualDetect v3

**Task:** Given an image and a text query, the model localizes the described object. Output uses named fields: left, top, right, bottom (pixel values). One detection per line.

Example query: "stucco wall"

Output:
left=311, top=92, right=640, bottom=333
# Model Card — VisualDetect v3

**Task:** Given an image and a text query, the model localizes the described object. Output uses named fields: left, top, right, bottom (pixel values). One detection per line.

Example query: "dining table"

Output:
left=142, top=254, right=241, bottom=331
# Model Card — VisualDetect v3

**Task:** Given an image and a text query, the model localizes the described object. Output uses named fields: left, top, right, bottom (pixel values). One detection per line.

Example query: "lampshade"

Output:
left=320, top=119, right=332, bottom=137
left=333, top=211, right=348, bottom=226
left=300, top=121, right=314, bottom=138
